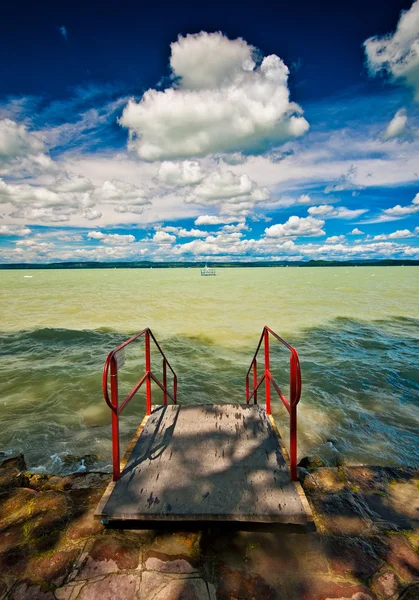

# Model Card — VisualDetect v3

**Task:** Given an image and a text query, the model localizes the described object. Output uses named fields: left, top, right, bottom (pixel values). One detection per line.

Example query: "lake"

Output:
left=0, top=266, right=418, bottom=473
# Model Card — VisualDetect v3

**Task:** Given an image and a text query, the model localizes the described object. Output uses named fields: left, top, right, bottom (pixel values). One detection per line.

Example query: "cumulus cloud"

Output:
left=194, top=214, right=241, bottom=226
left=0, top=225, right=31, bottom=236
left=87, top=231, right=136, bottom=244
left=92, top=179, right=151, bottom=215
left=157, top=160, right=205, bottom=186
left=119, top=31, right=309, bottom=161
left=382, top=192, right=419, bottom=218
left=0, top=118, right=55, bottom=176
left=383, top=109, right=409, bottom=140
left=372, top=229, right=414, bottom=240
left=160, top=226, right=207, bottom=238
left=0, top=178, right=96, bottom=223
left=324, top=165, right=365, bottom=194
left=364, top=0, right=419, bottom=99
left=153, top=231, right=176, bottom=244
left=350, top=228, right=364, bottom=235
left=326, top=235, right=346, bottom=244
left=264, top=215, right=325, bottom=238
left=307, top=205, right=367, bottom=219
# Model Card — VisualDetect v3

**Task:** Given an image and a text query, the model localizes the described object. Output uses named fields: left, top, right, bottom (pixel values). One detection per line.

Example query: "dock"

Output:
left=96, top=327, right=312, bottom=528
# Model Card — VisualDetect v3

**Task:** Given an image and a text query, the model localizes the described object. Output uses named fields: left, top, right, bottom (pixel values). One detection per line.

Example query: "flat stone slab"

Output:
left=95, top=404, right=310, bottom=525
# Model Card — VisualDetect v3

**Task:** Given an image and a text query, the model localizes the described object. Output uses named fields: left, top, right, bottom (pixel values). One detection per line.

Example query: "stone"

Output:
left=145, top=531, right=201, bottom=563
left=75, top=536, right=139, bottom=579
left=387, top=480, right=419, bottom=527
left=0, top=453, right=27, bottom=472
left=309, top=492, right=376, bottom=536
left=294, top=577, right=374, bottom=600
left=25, top=490, right=70, bottom=546
left=324, top=536, right=383, bottom=580
left=216, top=566, right=277, bottom=600
left=0, top=468, right=29, bottom=490
left=140, top=572, right=210, bottom=600
left=302, top=468, right=347, bottom=495
left=8, top=581, right=55, bottom=599
left=64, top=509, right=104, bottom=541
left=54, top=582, right=85, bottom=600
left=399, top=583, right=419, bottom=599
left=77, top=574, right=140, bottom=600
left=383, top=535, right=419, bottom=583
left=25, top=549, right=80, bottom=587
left=28, top=474, right=50, bottom=491
left=145, top=556, right=197, bottom=574
left=370, top=568, right=399, bottom=598
left=298, top=456, right=327, bottom=471
left=60, top=454, right=100, bottom=470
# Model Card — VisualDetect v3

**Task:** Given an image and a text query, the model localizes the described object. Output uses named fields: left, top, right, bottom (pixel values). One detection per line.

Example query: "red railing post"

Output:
left=145, top=330, right=152, bottom=415
left=246, top=373, right=250, bottom=403
left=290, top=354, right=298, bottom=481
left=253, top=359, right=258, bottom=404
left=163, top=359, right=167, bottom=406
left=174, top=374, right=178, bottom=404
left=110, top=355, right=120, bottom=481
left=264, top=328, right=271, bottom=415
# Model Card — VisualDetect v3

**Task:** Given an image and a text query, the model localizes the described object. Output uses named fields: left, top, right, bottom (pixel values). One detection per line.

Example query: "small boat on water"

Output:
left=200, top=264, right=216, bottom=276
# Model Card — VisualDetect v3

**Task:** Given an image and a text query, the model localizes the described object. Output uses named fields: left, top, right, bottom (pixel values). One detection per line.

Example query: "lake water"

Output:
left=0, top=266, right=418, bottom=473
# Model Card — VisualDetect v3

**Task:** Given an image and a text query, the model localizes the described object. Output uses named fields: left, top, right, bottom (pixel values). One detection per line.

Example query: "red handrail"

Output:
left=246, top=326, right=301, bottom=481
left=102, top=328, right=177, bottom=481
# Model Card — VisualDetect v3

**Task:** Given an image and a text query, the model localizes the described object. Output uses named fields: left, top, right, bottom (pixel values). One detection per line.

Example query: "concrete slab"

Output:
left=95, top=404, right=310, bottom=525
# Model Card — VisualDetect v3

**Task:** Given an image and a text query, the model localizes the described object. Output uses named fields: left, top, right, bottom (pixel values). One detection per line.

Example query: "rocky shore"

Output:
left=0, top=454, right=418, bottom=600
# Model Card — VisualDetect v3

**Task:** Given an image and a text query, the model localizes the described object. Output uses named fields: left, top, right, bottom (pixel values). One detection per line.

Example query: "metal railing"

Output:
left=102, top=328, right=177, bottom=481
left=246, top=326, right=302, bottom=480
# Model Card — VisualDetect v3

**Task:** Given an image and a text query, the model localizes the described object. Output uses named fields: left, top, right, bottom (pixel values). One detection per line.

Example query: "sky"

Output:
left=0, top=0, right=419, bottom=263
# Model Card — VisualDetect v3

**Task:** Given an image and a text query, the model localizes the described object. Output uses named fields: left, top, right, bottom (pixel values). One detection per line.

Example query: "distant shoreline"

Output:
left=0, top=259, right=418, bottom=270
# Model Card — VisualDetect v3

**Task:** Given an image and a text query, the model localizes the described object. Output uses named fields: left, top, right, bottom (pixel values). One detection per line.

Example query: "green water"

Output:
left=0, top=267, right=418, bottom=472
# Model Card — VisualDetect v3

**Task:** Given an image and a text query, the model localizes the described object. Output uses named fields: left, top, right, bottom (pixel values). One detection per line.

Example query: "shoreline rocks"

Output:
left=0, top=455, right=418, bottom=599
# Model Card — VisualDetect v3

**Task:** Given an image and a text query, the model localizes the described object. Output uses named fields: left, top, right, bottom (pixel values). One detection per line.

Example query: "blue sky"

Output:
left=0, top=0, right=418, bottom=262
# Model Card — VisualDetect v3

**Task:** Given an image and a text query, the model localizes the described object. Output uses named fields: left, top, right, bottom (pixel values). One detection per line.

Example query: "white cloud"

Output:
left=160, top=226, right=208, bottom=238
left=50, top=172, right=94, bottom=193
left=364, top=0, right=419, bottom=100
left=324, top=165, right=365, bottom=194
left=153, top=231, right=176, bottom=244
left=265, top=215, right=325, bottom=239
left=0, top=225, right=31, bottom=236
left=307, top=205, right=367, bottom=219
left=326, top=235, right=346, bottom=244
left=157, top=160, right=205, bottom=186
left=194, top=214, right=240, bottom=226
left=87, top=231, right=135, bottom=245
left=119, top=31, right=309, bottom=161
left=92, top=179, right=151, bottom=215
left=383, top=109, right=409, bottom=140
left=372, top=229, right=414, bottom=240
left=350, top=228, right=364, bottom=235
left=0, top=118, right=55, bottom=176
left=382, top=193, right=419, bottom=218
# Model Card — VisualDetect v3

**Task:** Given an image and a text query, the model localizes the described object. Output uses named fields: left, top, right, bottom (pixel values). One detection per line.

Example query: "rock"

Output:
left=383, top=535, right=419, bottom=583
left=25, top=549, right=80, bottom=587
left=370, top=568, right=400, bottom=598
left=0, top=453, right=26, bottom=472
left=298, top=456, right=327, bottom=471
left=399, top=583, right=419, bottom=599
left=145, top=556, right=197, bottom=574
left=76, top=574, right=140, bottom=600
left=60, top=454, right=100, bottom=471
left=75, top=536, right=140, bottom=579
left=0, top=468, right=29, bottom=490
left=28, top=473, right=50, bottom=491
left=140, top=572, right=212, bottom=600
left=145, top=532, right=201, bottom=563
left=216, top=566, right=277, bottom=600
left=8, top=581, right=55, bottom=599
left=323, top=536, right=383, bottom=580
left=302, top=467, right=347, bottom=495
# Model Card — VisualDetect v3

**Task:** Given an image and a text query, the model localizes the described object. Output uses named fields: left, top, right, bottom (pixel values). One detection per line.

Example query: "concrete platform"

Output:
left=95, top=404, right=313, bottom=526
